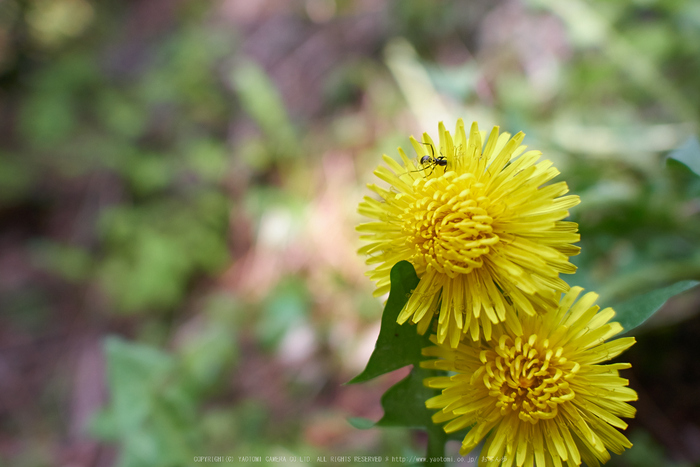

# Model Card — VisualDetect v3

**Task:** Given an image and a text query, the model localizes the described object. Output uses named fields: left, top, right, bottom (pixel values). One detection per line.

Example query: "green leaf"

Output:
left=613, top=281, right=699, bottom=333
left=377, top=365, right=465, bottom=466
left=381, top=366, right=451, bottom=466
left=346, top=261, right=467, bottom=465
left=347, top=417, right=375, bottom=430
left=666, top=136, right=700, bottom=177
left=346, top=261, right=428, bottom=384
left=376, top=365, right=437, bottom=428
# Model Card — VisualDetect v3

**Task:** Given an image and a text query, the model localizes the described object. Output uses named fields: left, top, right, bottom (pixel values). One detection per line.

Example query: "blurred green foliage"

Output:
left=6, top=6, right=234, bottom=314
left=98, top=192, right=229, bottom=313
left=91, top=327, right=238, bottom=467
left=257, top=277, right=311, bottom=349
left=231, top=61, right=298, bottom=159
left=91, top=337, right=204, bottom=467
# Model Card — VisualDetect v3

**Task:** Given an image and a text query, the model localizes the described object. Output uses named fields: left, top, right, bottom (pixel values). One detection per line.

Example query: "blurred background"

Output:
left=0, top=0, right=699, bottom=466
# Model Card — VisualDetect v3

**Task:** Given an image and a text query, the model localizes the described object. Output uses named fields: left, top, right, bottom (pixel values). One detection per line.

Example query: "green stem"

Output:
left=425, top=428, right=446, bottom=467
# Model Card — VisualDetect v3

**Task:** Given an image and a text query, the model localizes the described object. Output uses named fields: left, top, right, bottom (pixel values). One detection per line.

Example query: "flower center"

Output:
left=402, top=173, right=501, bottom=277
left=477, top=334, right=578, bottom=424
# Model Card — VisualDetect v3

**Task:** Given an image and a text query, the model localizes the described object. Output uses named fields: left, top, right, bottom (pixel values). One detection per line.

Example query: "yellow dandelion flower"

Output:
left=422, top=287, right=637, bottom=466
left=357, top=119, right=580, bottom=346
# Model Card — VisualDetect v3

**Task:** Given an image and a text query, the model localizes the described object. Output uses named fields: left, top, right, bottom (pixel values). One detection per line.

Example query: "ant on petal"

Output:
left=412, top=142, right=447, bottom=177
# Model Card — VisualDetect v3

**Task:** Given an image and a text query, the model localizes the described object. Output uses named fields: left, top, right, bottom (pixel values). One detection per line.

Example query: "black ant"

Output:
left=412, top=142, right=447, bottom=177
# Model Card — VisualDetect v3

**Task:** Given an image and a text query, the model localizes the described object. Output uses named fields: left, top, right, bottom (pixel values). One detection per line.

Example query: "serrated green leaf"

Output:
left=347, top=261, right=428, bottom=384
left=613, top=280, right=699, bottom=333
left=381, top=366, right=449, bottom=466
left=346, top=261, right=467, bottom=464
left=376, top=365, right=437, bottom=428
left=377, top=365, right=465, bottom=466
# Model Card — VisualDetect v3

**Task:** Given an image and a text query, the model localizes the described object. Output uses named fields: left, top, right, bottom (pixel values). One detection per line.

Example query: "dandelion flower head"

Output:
left=422, top=287, right=637, bottom=466
left=357, top=119, right=580, bottom=346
